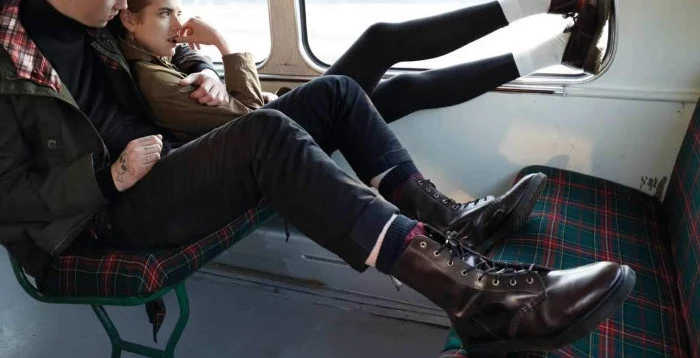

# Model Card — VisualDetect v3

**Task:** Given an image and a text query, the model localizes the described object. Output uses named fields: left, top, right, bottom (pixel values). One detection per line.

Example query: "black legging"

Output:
left=325, top=0, right=521, bottom=122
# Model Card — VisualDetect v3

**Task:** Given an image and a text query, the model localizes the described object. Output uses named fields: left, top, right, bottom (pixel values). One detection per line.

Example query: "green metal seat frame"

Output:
left=9, top=254, right=190, bottom=358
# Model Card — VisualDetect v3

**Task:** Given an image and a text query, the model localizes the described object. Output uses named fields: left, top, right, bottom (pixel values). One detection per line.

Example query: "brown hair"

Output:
left=108, top=0, right=153, bottom=38
left=125, top=0, right=153, bottom=13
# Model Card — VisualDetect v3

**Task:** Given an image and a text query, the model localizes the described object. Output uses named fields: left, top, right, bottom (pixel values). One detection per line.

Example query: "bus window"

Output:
left=301, top=0, right=611, bottom=77
left=180, top=0, right=271, bottom=64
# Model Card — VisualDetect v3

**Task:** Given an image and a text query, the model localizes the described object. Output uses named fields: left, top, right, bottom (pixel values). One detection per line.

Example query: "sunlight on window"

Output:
left=304, top=0, right=605, bottom=75
left=179, top=0, right=270, bottom=63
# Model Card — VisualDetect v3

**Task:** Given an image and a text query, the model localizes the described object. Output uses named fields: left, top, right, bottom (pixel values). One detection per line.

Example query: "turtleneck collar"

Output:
left=20, top=0, right=87, bottom=42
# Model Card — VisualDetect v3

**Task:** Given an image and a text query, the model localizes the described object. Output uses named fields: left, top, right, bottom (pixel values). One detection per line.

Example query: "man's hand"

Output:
left=179, top=69, right=229, bottom=106
left=111, top=135, right=164, bottom=192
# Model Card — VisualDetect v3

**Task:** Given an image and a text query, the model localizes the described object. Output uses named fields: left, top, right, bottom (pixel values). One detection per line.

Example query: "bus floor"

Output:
left=0, top=249, right=448, bottom=358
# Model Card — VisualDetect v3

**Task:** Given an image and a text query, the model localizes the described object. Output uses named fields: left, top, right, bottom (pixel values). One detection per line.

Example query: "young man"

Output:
left=0, top=0, right=635, bottom=355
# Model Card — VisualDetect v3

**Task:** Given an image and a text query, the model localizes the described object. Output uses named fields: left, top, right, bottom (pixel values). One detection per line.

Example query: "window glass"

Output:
left=179, top=0, right=271, bottom=63
left=303, top=0, right=611, bottom=75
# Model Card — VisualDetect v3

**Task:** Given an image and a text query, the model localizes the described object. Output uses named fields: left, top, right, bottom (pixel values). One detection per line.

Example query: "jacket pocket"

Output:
left=28, top=103, right=67, bottom=167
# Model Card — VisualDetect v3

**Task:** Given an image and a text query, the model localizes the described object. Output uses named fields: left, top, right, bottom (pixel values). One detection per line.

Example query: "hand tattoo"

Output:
left=116, top=154, right=128, bottom=183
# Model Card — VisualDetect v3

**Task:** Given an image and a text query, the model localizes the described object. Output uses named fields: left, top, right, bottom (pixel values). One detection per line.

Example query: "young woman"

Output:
left=112, top=0, right=610, bottom=141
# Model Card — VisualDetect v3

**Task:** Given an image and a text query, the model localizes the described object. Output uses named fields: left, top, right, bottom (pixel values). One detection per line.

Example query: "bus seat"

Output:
left=9, top=204, right=275, bottom=358
left=440, top=95, right=700, bottom=357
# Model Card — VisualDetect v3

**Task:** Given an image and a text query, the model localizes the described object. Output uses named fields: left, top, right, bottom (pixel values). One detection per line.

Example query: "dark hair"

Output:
left=107, top=0, right=153, bottom=38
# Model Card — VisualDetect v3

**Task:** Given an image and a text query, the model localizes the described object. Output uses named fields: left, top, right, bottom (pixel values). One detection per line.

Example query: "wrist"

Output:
left=215, top=36, right=232, bottom=55
left=111, top=163, right=127, bottom=192
left=95, top=166, right=120, bottom=201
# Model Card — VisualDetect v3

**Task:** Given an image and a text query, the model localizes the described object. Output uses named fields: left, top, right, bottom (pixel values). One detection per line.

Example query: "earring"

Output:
left=128, top=32, right=135, bottom=41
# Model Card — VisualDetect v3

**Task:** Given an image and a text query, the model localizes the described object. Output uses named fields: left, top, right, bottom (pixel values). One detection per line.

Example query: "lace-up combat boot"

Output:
left=391, top=229, right=636, bottom=356
left=396, top=173, right=547, bottom=251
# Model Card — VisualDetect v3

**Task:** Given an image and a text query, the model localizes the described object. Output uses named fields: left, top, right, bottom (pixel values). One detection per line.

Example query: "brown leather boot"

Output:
left=392, top=231, right=636, bottom=356
left=396, top=173, right=547, bottom=252
left=561, top=0, right=613, bottom=74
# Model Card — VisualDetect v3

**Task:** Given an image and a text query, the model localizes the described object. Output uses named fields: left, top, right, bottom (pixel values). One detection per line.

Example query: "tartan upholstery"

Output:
left=663, top=98, right=700, bottom=358
left=441, top=165, right=689, bottom=357
left=39, top=205, right=275, bottom=297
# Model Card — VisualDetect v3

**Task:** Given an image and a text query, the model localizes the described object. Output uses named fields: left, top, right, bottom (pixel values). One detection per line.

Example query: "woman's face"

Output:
left=121, top=0, right=184, bottom=57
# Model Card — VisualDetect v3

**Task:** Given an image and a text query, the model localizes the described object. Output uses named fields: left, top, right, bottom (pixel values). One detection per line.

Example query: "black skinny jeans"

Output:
left=106, top=76, right=407, bottom=270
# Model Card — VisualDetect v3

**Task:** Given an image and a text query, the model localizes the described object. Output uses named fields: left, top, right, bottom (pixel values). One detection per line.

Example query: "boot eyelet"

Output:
left=476, top=276, right=484, bottom=283
left=441, top=199, right=448, bottom=204
left=433, top=251, right=440, bottom=257
left=509, top=279, right=517, bottom=286
left=526, top=277, right=534, bottom=284
left=447, top=260, right=454, bottom=266
left=433, top=193, right=440, bottom=198
left=492, top=279, right=500, bottom=286
left=426, top=188, right=432, bottom=193
left=419, top=242, right=427, bottom=249
left=461, top=270, right=468, bottom=276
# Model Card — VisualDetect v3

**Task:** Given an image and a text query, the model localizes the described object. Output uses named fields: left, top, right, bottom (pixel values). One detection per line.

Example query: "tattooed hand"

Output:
left=111, top=135, right=164, bottom=192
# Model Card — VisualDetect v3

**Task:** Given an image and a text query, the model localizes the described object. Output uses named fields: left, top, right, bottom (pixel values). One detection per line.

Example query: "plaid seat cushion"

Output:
left=39, top=205, right=275, bottom=297
left=663, top=98, right=700, bottom=358
left=441, top=165, right=688, bottom=357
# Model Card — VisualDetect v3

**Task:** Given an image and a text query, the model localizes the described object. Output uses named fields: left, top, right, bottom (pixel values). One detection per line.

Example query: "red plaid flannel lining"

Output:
left=0, top=0, right=61, bottom=92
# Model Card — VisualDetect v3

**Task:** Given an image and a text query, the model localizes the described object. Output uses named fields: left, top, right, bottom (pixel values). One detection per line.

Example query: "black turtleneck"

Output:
left=20, top=0, right=165, bottom=200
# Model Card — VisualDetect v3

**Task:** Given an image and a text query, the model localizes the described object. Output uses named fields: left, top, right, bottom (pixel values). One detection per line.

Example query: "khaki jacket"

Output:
left=120, top=41, right=267, bottom=140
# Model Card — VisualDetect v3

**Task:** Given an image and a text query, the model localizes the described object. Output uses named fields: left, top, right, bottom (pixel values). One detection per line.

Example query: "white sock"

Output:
left=513, top=31, right=571, bottom=76
left=496, top=0, right=551, bottom=23
left=364, top=214, right=398, bottom=267
left=370, top=166, right=396, bottom=189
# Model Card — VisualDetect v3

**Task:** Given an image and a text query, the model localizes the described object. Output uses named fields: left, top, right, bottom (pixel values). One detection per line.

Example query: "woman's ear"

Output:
left=119, top=10, right=137, bottom=32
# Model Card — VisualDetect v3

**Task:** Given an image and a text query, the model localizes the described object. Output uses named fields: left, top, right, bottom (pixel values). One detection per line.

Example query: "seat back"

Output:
left=663, top=96, right=700, bottom=357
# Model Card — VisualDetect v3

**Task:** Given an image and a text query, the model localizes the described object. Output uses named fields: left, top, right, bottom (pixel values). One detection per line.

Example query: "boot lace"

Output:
left=434, top=229, right=540, bottom=284
left=417, top=179, right=494, bottom=211
left=391, top=229, right=540, bottom=291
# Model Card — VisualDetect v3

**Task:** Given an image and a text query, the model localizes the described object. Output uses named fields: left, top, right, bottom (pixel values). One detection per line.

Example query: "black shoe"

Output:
left=392, top=231, right=636, bottom=357
left=549, top=0, right=591, bottom=15
left=465, top=172, right=547, bottom=252
left=397, top=173, right=547, bottom=252
left=561, top=0, right=613, bottom=74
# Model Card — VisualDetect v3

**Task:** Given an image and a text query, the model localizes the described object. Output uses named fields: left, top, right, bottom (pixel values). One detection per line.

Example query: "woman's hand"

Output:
left=111, top=135, right=164, bottom=192
left=261, top=92, right=278, bottom=104
left=175, top=17, right=232, bottom=55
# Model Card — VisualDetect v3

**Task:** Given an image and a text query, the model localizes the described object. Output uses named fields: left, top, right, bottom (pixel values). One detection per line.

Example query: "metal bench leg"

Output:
left=89, top=283, right=190, bottom=358
left=91, top=304, right=123, bottom=358
left=164, top=282, right=190, bottom=358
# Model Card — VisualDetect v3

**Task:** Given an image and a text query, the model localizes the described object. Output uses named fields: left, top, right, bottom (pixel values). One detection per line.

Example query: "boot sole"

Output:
left=476, top=173, right=547, bottom=253
left=583, top=0, right=613, bottom=74
left=464, top=265, right=637, bottom=356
